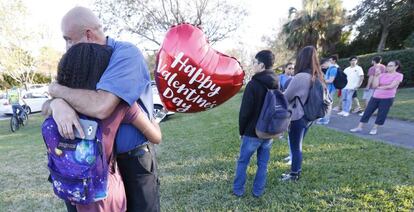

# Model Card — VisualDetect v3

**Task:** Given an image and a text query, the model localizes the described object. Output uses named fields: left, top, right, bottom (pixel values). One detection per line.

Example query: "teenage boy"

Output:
left=338, top=56, right=364, bottom=117
left=234, top=50, right=278, bottom=198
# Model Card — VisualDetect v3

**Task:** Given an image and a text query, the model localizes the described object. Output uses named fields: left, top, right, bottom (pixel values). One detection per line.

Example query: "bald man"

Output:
left=44, top=6, right=160, bottom=212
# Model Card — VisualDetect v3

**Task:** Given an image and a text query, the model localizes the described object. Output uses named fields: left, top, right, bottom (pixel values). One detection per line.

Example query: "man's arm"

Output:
left=365, top=75, right=374, bottom=89
left=357, top=75, right=364, bottom=88
left=239, top=83, right=254, bottom=136
left=49, top=83, right=120, bottom=120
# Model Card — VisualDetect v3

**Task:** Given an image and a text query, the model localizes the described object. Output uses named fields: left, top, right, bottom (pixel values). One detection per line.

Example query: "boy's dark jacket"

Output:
left=239, top=69, right=279, bottom=137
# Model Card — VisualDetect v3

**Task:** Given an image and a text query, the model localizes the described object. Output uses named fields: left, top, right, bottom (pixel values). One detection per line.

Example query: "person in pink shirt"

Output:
left=350, top=60, right=403, bottom=135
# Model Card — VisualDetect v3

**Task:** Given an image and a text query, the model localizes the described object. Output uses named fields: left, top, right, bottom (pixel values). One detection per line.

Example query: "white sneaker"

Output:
left=285, top=160, right=292, bottom=165
left=283, top=156, right=291, bottom=162
left=350, top=127, right=363, bottom=133
left=337, top=111, right=345, bottom=116
left=342, top=112, right=350, bottom=117
left=358, top=112, right=364, bottom=116
left=369, top=128, right=377, bottom=135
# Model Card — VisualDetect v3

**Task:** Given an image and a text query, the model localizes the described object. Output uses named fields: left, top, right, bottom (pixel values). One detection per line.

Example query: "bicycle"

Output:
left=10, top=106, right=29, bottom=132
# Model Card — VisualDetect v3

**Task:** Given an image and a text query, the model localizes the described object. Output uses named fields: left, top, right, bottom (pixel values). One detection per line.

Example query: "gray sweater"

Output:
left=284, top=72, right=312, bottom=121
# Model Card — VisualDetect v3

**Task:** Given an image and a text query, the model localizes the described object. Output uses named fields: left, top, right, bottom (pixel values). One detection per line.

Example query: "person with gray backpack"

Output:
left=281, top=46, right=330, bottom=181
left=233, top=50, right=279, bottom=198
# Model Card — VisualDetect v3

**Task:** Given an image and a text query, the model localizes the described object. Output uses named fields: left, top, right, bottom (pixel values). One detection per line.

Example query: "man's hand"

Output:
left=50, top=98, right=85, bottom=140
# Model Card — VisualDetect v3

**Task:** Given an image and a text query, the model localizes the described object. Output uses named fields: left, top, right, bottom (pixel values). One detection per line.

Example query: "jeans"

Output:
left=288, top=118, right=310, bottom=173
left=360, top=97, right=394, bottom=125
left=12, top=104, right=25, bottom=118
left=320, top=90, right=336, bottom=123
left=233, top=136, right=273, bottom=196
left=341, top=89, right=355, bottom=112
left=117, top=144, right=160, bottom=212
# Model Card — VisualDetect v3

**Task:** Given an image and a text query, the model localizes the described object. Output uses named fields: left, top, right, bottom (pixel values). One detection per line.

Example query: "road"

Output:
left=0, top=114, right=9, bottom=121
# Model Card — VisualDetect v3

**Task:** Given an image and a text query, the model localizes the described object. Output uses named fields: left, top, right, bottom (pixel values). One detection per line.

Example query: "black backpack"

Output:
left=333, top=67, right=348, bottom=89
left=296, top=78, right=333, bottom=122
left=254, top=80, right=292, bottom=139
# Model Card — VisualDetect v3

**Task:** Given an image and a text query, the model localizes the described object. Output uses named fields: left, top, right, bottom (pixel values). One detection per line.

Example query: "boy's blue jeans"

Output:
left=233, top=136, right=272, bottom=196
left=341, top=89, right=355, bottom=113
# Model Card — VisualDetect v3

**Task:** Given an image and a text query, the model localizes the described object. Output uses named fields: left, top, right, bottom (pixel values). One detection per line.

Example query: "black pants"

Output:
left=117, top=144, right=160, bottom=212
left=360, top=97, right=394, bottom=125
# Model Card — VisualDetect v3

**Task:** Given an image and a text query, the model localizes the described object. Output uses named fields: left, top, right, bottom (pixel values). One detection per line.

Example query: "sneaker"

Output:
left=285, top=160, right=292, bottom=165
left=352, top=107, right=362, bottom=113
left=316, top=118, right=329, bottom=125
left=358, top=112, right=364, bottom=116
left=369, top=128, right=377, bottom=135
left=337, top=111, right=345, bottom=116
left=350, top=127, right=363, bottom=133
left=342, top=112, right=350, bottom=117
left=280, top=173, right=300, bottom=182
left=252, top=191, right=263, bottom=198
left=283, top=156, right=291, bottom=162
left=232, top=191, right=244, bottom=197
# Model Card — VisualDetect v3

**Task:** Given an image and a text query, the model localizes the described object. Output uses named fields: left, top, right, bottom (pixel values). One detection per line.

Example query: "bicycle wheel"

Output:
left=10, top=116, right=19, bottom=132
left=21, top=113, right=28, bottom=126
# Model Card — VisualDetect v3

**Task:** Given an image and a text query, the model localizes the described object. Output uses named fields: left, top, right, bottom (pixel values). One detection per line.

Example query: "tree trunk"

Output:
left=377, top=26, right=389, bottom=52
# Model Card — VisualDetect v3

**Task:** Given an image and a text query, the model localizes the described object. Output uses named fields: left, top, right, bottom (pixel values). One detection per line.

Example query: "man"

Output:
left=279, top=62, right=294, bottom=91
left=338, top=56, right=364, bottom=117
left=317, top=58, right=337, bottom=124
left=329, top=55, right=341, bottom=111
left=359, top=56, right=386, bottom=116
left=234, top=50, right=278, bottom=198
left=43, top=7, right=159, bottom=212
left=8, top=87, right=27, bottom=119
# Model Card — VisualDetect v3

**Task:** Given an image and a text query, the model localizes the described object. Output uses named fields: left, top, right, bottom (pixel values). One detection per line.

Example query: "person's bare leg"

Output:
left=352, top=97, right=361, bottom=113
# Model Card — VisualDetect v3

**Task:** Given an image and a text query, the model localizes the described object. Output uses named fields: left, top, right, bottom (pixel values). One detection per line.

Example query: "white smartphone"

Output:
left=74, top=119, right=98, bottom=140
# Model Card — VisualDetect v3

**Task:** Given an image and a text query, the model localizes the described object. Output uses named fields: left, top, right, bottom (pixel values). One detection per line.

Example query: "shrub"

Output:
left=337, top=48, right=414, bottom=87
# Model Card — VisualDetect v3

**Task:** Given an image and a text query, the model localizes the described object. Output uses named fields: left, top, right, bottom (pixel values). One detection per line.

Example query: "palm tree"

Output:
left=282, top=0, right=345, bottom=55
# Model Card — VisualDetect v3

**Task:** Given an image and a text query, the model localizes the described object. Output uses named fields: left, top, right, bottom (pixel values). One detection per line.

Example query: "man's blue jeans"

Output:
left=233, top=136, right=272, bottom=196
left=341, top=89, right=355, bottom=113
left=12, top=104, right=25, bottom=118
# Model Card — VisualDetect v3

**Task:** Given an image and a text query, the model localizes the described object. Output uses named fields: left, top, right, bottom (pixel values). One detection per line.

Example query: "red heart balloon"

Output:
left=155, top=23, right=245, bottom=113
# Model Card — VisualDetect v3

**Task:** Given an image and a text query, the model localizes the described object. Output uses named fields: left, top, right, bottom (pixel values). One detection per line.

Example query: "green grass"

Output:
left=0, top=93, right=413, bottom=211
left=332, top=87, right=414, bottom=121
left=0, top=114, right=66, bottom=211
left=387, top=88, right=414, bottom=121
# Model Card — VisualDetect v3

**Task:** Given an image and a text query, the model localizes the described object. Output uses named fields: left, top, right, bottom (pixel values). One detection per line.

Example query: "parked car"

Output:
left=27, top=84, right=49, bottom=96
left=151, top=81, right=174, bottom=118
left=0, top=92, right=49, bottom=115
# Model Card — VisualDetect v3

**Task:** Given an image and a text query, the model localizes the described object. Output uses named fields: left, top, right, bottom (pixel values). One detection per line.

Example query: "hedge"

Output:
left=337, top=48, right=414, bottom=87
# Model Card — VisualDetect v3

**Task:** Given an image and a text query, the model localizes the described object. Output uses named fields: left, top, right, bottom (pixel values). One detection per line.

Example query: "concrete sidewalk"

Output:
left=320, top=112, right=414, bottom=149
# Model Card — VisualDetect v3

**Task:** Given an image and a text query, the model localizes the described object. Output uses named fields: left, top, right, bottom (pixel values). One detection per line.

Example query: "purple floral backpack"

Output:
left=42, top=116, right=108, bottom=204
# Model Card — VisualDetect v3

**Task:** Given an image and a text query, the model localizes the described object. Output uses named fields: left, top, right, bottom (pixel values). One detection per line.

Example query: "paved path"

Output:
left=321, top=112, right=414, bottom=149
left=0, top=114, right=8, bottom=121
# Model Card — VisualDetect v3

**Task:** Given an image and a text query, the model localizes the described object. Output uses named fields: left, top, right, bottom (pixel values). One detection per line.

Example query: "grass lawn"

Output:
left=333, top=87, right=414, bottom=121
left=0, top=92, right=413, bottom=211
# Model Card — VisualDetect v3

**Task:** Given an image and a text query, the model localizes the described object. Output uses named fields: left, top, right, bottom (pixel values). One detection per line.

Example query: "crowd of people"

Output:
left=235, top=47, right=404, bottom=197
left=39, top=5, right=405, bottom=211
